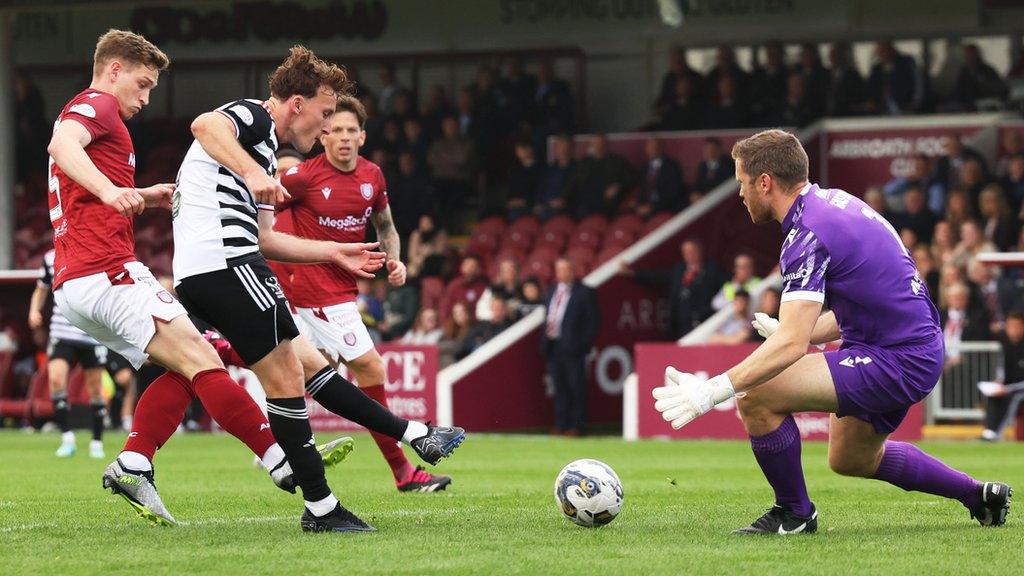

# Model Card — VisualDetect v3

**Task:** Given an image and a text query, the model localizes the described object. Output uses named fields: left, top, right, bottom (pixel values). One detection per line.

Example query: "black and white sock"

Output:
left=265, top=397, right=337, bottom=516
left=91, top=400, right=107, bottom=442
left=52, top=391, right=71, bottom=435
left=305, top=367, right=408, bottom=441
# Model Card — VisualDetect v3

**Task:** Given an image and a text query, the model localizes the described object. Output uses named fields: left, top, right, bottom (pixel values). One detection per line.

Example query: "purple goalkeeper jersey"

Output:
left=779, top=183, right=941, bottom=348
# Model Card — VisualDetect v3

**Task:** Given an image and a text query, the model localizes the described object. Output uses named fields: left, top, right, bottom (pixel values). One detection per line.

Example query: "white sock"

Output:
left=118, top=450, right=152, bottom=472
left=90, top=440, right=103, bottom=448
left=305, top=494, right=339, bottom=517
left=260, top=443, right=286, bottom=471
left=402, top=421, right=429, bottom=444
left=61, top=431, right=75, bottom=444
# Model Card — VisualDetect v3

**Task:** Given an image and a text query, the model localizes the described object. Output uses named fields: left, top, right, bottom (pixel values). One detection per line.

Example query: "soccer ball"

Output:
left=554, top=459, right=624, bottom=527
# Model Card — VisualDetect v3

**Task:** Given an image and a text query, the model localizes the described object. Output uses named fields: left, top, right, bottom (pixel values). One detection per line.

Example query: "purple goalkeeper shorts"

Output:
left=824, top=333, right=944, bottom=434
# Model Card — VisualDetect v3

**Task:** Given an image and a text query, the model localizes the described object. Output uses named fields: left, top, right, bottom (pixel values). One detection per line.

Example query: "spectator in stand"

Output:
left=506, top=140, right=543, bottom=221
left=1000, top=153, right=1024, bottom=215
left=967, top=259, right=1008, bottom=335
left=388, top=153, right=435, bottom=242
left=867, top=41, right=919, bottom=115
left=710, top=289, right=753, bottom=345
left=381, top=281, right=420, bottom=341
left=458, top=296, right=514, bottom=360
left=518, top=278, right=545, bottom=317
left=14, top=70, right=48, bottom=181
left=406, top=214, right=448, bottom=278
left=750, top=286, right=782, bottom=342
left=658, top=46, right=706, bottom=107
left=619, top=239, right=724, bottom=339
left=900, top=228, right=920, bottom=252
left=931, top=220, right=958, bottom=267
left=389, top=90, right=416, bottom=125
left=883, top=154, right=946, bottom=213
left=401, top=118, right=430, bottom=170
left=695, top=137, right=735, bottom=197
left=440, top=255, right=489, bottom=321
left=401, top=308, right=443, bottom=346
left=499, top=55, right=537, bottom=131
left=380, top=118, right=404, bottom=157
left=377, top=62, right=406, bottom=117
left=795, top=43, right=830, bottom=109
left=751, top=40, right=789, bottom=124
left=360, top=94, right=384, bottom=155
left=778, top=72, right=821, bottom=127
left=535, top=134, right=576, bottom=220
left=572, top=134, right=636, bottom=218
left=952, top=44, right=1007, bottom=112
left=707, top=44, right=750, bottom=95
left=532, top=59, right=575, bottom=135
left=456, top=87, right=497, bottom=162
left=951, top=220, right=997, bottom=270
left=892, top=186, right=940, bottom=245
left=943, top=188, right=975, bottom=232
left=979, top=184, right=1020, bottom=251
left=477, top=258, right=522, bottom=322
left=357, top=279, right=385, bottom=344
left=663, top=74, right=705, bottom=131
left=708, top=74, right=748, bottom=129
left=541, top=258, right=600, bottom=436
left=996, top=130, right=1023, bottom=178
left=427, top=115, right=478, bottom=225
left=912, top=246, right=941, bottom=306
left=421, top=84, right=455, bottom=141
left=712, top=253, right=761, bottom=311
left=980, top=311, right=1024, bottom=442
left=941, top=282, right=993, bottom=365
left=936, top=133, right=988, bottom=190
left=958, top=157, right=991, bottom=214
left=632, top=137, right=684, bottom=218
left=438, top=301, right=476, bottom=367
left=825, top=41, right=866, bottom=117
left=863, top=187, right=898, bottom=223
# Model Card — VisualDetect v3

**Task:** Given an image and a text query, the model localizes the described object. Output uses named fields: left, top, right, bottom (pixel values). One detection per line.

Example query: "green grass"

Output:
left=1, top=431, right=1021, bottom=575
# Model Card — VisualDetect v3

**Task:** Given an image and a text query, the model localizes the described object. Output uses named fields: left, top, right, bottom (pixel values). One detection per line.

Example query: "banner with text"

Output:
left=634, top=343, right=923, bottom=441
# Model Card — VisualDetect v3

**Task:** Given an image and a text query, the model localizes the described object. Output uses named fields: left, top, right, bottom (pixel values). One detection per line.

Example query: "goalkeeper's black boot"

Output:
left=300, top=503, right=375, bottom=533
left=410, top=424, right=465, bottom=466
left=969, top=482, right=1012, bottom=526
left=733, top=504, right=817, bottom=535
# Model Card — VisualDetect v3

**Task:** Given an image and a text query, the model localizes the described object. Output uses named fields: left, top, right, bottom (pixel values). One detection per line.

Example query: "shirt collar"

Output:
left=782, top=182, right=815, bottom=232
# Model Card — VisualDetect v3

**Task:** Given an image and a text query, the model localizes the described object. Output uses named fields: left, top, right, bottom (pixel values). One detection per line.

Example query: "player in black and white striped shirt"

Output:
left=29, top=249, right=130, bottom=458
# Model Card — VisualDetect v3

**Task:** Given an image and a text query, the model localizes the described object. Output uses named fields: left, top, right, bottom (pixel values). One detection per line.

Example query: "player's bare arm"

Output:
left=752, top=309, right=839, bottom=345
left=28, top=284, right=48, bottom=329
left=190, top=111, right=289, bottom=206
left=256, top=209, right=385, bottom=276
left=371, top=206, right=406, bottom=286
left=48, top=119, right=161, bottom=217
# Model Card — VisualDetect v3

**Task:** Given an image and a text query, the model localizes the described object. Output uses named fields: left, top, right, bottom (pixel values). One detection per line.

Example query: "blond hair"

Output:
left=731, top=129, right=808, bottom=189
left=93, top=29, right=169, bottom=76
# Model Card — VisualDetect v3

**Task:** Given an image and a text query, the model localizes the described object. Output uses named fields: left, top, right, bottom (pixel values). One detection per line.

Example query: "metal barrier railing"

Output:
left=928, top=340, right=1002, bottom=423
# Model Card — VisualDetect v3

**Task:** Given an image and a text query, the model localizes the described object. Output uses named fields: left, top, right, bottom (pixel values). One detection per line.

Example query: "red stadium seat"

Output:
left=576, top=214, right=608, bottom=234
left=569, top=228, right=602, bottom=250
left=529, top=244, right=561, bottom=264
left=643, top=212, right=674, bottom=235
left=501, top=228, right=535, bottom=253
left=605, top=226, right=638, bottom=247
left=467, top=230, right=501, bottom=258
left=609, top=214, right=643, bottom=235
left=523, top=258, right=554, bottom=286
left=596, top=244, right=625, bottom=265
left=419, top=276, right=445, bottom=310
left=509, top=215, right=541, bottom=235
left=474, top=216, right=507, bottom=237
left=566, top=245, right=596, bottom=268
left=540, top=214, right=575, bottom=236
left=537, top=229, right=569, bottom=251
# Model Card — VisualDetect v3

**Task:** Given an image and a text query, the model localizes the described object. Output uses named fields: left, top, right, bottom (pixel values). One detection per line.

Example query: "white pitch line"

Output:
left=177, top=515, right=294, bottom=527
left=0, top=522, right=58, bottom=533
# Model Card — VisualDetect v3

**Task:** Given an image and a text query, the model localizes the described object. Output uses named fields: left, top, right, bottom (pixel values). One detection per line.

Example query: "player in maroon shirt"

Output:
left=278, top=95, right=451, bottom=492
left=46, top=30, right=362, bottom=528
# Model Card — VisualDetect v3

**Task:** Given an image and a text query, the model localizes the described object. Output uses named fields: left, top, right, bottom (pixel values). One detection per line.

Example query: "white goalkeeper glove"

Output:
left=751, top=312, right=779, bottom=339
left=652, top=367, right=736, bottom=429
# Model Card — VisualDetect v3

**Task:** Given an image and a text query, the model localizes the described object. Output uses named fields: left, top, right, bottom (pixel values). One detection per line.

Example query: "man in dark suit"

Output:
left=695, top=137, right=736, bottom=195
left=633, top=137, right=685, bottom=217
left=541, top=258, right=600, bottom=436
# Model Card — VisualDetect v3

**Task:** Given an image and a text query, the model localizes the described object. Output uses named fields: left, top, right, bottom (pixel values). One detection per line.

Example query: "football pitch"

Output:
left=1, top=431, right=1021, bottom=576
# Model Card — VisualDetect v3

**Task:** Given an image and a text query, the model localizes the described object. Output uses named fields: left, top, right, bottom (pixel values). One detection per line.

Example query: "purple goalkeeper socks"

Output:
left=871, top=441, right=982, bottom=508
left=750, top=415, right=814, bottom=517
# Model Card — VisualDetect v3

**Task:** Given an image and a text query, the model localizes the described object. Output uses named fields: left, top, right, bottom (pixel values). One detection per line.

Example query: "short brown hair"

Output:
left=334, top=95, right=367, bottom=128
left=268, top=46, right=351, bottom=100
left=731, top=129, right=808, bottom=189
left=93, top=29, right=169, bottom=76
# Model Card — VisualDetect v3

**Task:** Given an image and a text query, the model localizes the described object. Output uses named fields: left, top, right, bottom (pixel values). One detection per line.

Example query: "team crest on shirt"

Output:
left=360, top=183, right=373, bottom=200
left=321, top=187, right=332, bottom=200
left=343, top=332, right=357, bottom=346
left=156, top=290, right=174, bottom=304
left=68, top=103, right=96, bottom=118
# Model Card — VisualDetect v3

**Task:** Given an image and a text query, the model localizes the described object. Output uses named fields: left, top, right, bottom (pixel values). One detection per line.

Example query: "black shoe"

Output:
left=396, top=465, right=452, bottom=493
left=733, top=504, right=818, bottom=535
left=410, top=424, right=465, bottom=466
left=300, top=504, right=376, bottom=533
left=969, top=482, right=1013, bottom=526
